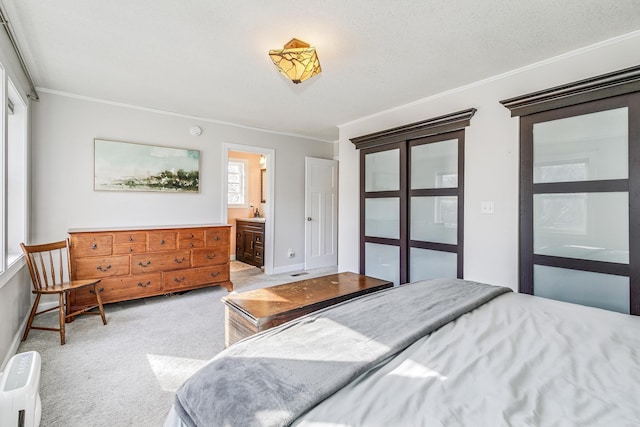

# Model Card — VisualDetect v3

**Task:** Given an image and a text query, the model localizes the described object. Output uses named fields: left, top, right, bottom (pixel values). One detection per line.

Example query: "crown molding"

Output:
left=500, top=64, right=640, bottom=117
left=350, top=108, right=476, bottom=150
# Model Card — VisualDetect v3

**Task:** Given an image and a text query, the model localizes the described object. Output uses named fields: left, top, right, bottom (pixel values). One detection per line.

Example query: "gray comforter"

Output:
left=173, top=278, right=511, bottom=427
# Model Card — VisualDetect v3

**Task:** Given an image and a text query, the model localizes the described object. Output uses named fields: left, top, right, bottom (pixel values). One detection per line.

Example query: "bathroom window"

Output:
left=228, top=159, right=248, bottom=207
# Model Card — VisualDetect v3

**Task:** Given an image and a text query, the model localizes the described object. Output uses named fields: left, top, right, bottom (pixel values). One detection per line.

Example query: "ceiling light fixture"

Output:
left=269, top=38, right=322, bottom=84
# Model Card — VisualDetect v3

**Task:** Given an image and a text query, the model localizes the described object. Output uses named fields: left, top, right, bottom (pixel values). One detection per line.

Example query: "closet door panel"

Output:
left=365, top=149, right=400, bottom=192
left=534, top=265, right=629, bottom=314
left=410, top=138, right=458, bottom=189
left=533, top=108, right=628, bottom=183
left=365, top=242, right=400, bottom=286
left=410, top=196, right=457, bottom=244
left=365, top=198, right=400, bottom=239
left=410, top=248, right=457, bottom=282
left=533, top=192, right=629, bottom=263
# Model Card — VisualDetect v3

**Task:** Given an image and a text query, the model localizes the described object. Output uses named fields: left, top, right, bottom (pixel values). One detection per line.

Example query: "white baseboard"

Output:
left=1, top=300, right=57, bottom=371
left=230, top=254, right=236, bottom=261
left=271, top=263, right=305, bottom=275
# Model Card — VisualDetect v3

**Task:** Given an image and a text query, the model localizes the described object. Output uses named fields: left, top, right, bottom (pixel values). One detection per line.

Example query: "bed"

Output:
left=164, top=278, right=640, bottom=427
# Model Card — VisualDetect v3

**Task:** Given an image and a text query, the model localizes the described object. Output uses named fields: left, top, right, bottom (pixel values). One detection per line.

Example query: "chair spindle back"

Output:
left=21, top=240, right=71, bottom=291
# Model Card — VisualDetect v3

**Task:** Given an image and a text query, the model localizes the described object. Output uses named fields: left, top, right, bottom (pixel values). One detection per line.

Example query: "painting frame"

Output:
left=94, top=139, right=200, bottom=193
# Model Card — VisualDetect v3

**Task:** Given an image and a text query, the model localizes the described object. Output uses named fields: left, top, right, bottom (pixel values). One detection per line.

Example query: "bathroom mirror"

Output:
left=260, top=169, right=266, bottom=203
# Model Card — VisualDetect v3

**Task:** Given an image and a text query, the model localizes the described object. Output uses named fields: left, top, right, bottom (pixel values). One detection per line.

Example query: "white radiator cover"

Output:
left=0, top=351, right=42, bottom=427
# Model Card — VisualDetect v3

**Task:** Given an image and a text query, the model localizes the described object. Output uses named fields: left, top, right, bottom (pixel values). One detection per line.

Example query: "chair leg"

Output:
left=59, top=292, right=66, bottom=345
left=22, top=293, right=41, bottom=341
left=94, top=285, right=107, bottom=325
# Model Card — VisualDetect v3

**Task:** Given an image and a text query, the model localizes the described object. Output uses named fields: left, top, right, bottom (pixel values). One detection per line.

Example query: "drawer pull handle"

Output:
left=214, top=235, right=220, bottom=241
left=190, top=234, right=194, bottom=238
left=237, top=233, right=241, bottom=238
left=174, top=257, right=186, bottom=264
left=138, top=261, right=152, bottom=267
left=96, top=264, right=111, bottom=272
left=129, top=247, right=134, bottom=252
left=173, top=276, right=186, bottom=283
left=129, top=236, right=134, bottom=242
left=137, top=281, right=152, bottom=288
left=205, top=253, right=216, bottom=259
left=160, top=239, right=165, bottom=245
left=190, top=243, right=194, bottom=248
left=92, top=243, right=98, bottom=250
left=210, top=271, right=220, bottom=278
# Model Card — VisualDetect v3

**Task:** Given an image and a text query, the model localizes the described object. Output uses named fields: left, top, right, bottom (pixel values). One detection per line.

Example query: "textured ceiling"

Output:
left=2, top=0, right=640, bottom=141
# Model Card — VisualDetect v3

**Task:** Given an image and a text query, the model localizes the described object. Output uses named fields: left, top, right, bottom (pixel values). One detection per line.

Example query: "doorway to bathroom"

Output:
left=221, top=143, right=274, bottom=275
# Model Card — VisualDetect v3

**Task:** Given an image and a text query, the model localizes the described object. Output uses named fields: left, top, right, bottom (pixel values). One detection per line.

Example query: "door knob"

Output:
left=307, top=217, right=312, bottom=221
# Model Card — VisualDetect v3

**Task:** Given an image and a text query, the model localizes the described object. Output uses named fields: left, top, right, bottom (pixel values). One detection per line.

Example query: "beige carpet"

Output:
left=15, top=264, right=337, bottom=427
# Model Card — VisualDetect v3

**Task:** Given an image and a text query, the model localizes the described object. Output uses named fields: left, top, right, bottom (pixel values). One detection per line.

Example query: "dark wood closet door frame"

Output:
left=501, top=65, right=640, bottom=315
left=353, top=108, right=476, bottom=285
left=408, top=130, right=465, bottom=279
left=359, top=141, right=408, bottom=283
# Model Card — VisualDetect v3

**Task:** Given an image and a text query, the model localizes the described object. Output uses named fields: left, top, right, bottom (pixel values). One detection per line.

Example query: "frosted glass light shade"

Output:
left=269, top=38, right=322, bottom=84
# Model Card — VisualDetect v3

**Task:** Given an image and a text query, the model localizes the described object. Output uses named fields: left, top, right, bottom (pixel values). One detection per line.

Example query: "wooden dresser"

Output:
left=68, top=224, right=233, bottom=311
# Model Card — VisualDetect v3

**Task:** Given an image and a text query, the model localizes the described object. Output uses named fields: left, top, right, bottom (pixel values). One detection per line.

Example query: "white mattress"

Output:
left=292, top=292, right=640, bottom=427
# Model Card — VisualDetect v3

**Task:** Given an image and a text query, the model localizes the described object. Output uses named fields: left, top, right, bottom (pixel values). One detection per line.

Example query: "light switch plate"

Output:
left=481, top=201, right=495, bottom=214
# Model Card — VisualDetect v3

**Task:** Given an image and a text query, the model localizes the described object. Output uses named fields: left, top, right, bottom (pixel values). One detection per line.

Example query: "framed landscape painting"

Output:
left=94, top=139, right=200, bottom=192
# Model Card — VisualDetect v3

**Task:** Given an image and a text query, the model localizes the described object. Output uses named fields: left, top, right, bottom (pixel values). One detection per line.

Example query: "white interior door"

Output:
left=305, top=157, right=338, bottom=269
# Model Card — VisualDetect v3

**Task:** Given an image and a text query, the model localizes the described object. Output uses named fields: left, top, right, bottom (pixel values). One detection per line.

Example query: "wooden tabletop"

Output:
left=222, top=272, right=393, bottom=324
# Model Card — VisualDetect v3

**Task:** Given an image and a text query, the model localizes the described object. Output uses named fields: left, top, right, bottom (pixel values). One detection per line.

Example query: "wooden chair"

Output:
left=21, top=239, right=107, bottom=345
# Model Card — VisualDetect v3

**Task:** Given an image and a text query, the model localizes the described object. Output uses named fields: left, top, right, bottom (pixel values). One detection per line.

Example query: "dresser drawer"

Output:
left=71, top=235, right=113, bottom=257
left=131, top=250, right=191, bottom=274
left=113, top=242, right=146, bottom=255
left=192, top=247, right=229, bottom=267
left=74, top=255, right=130, bottom=279
left=164, top=265, right=229, bottom=290
left=73, top=273, right=163, bottom=305
left=178, top=229, right=205, bottom=249
left=113, top=232, right=146, bottom=244
left=205, top=228, right=229, bottom=247
left=147, top=231, right=177, bottom=252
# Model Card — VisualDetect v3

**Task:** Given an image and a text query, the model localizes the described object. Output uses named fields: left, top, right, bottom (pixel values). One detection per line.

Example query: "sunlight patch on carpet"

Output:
left=147, top=354, right=208, bottom=392
left=230, top=260, right=258, bottom=272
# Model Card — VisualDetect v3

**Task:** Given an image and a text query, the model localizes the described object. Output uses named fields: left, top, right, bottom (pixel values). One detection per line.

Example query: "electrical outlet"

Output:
left=287, top=249, right=295, bottom=258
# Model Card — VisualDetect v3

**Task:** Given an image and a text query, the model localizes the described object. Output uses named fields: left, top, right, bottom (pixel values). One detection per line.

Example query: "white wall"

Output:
left=338, top=32, right=640, bottom=290
left=30, top=92, right=335, bottom=270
